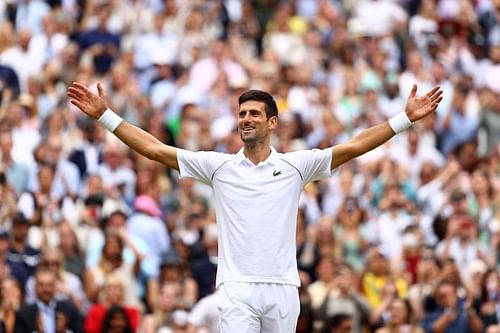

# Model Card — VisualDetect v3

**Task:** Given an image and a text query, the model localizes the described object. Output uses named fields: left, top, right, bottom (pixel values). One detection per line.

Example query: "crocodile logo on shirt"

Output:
left=273, top=170, right=282, bottom=177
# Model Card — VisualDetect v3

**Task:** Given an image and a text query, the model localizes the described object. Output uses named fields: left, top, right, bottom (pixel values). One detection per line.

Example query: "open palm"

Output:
left=67, top=82, right=108, bottom=119
left=405, top=85, right=443, bottom=122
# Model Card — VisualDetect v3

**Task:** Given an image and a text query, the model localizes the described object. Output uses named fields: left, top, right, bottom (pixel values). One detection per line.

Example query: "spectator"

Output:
left=147, top=250, right=197, bottom=313
left=375, top=298, right=423, bottom=333
left=436, top=215, right=484, bottom=281
left=24, top=246, right=87, bottom=312
left=7, top=212, right=40, bottom=289
left=361, top=248, right=408, bottom=310
left=58, top=221, right=85, bottom=279
left=78, top=1, right=120, bottom=75
left=14, top=267, right=83, bottom=333
left=84, top=276, right=140, bottom=333
left=333, top=197, right=369, bottom=272
left=101, top=306, right=134, bottom=333
left=479, top=270, right=500, bottom=331
left=316, top=261, right=371, bottom=333
left=142, top=281, right=186, bottom=333
left=84, top=231, right=142, bottom=309
left=423, top=280, right=483, bottom=333
left=0, top=128, right=30, bottom=195
left=127, top=194, right=170, bottom=278
left=0, top=276, right=23, bottom=333
left=322, top=313, right=353, bottom=333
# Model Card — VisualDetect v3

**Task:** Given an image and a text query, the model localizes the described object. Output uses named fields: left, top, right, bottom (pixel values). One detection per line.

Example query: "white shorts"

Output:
left=217, top=282, right=300, bottom=333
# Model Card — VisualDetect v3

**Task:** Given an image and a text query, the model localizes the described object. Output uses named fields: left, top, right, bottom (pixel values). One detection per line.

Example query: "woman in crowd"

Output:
left=334, top=197, right=369, bottom=272
left=375, top=297, right=423, bottom=333
left=0, top=276, right=23, bottom=333
left=84, top=230, right=142, bottom=308
left=142, top=281, right=187, bottom=333
left=85, top=276, right=140, bottom=333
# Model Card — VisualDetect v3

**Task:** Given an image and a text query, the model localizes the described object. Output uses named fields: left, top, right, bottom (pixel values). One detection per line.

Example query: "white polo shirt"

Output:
left=177, top=147, right=333, bottom=287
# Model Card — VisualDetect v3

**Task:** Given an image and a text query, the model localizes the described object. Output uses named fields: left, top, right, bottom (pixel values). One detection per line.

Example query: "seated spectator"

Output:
left=333, top=197, right=369, bottom=272
left=58, top=221, right=85, bottom=280
left=84, top=276, right=140, bottom=333
left=127, top=195, right=170, bottom=278
left=361, top=248, right=408, bottom=309
left=375, top=298, right=423, bottom=333
left=322, top=313, right=353, bottom=333
left=7, top=212, right=40, bottom=289
left=423, top=280, right=483, bottom=333
left=407, top=250, right=441, bottom=322
left=24, top=246, right=87, bottom=312
left=314, top=260, right=371, bottom=333
left=436, top=215, right=484, bottom=281
left=101, top=306, right=134, bottom=333
left=147, top=251, right=197, bottom=312
left=84, top=230, right=142, bottom=308
left=0, top=276, right=23, bottom=333
left=479, top=270, right=500, bottom=331
left=142, top=281, right=188, bottom=333
left=0, top=128, right=30, bottom=195
left=14, top=267, right=83, bottom=333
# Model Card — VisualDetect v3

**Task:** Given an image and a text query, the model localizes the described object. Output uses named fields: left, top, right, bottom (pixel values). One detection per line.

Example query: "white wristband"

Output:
left=388, top=110, right=412, bottom=134
left=98, top=108, right=123, bottom=133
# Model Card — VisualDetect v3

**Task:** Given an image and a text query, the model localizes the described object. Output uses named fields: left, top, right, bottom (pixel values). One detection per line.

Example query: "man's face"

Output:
left=35, top=271, right=56, bottom=304
left=237, top=101, right=276, bottom=144
left=437, top=283, right=457, bottom=308
left=11, top=223, right=28, bottom=242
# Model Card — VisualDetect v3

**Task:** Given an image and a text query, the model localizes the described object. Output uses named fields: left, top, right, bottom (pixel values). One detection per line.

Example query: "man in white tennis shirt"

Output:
left=67, top=82, right=443, bottom=332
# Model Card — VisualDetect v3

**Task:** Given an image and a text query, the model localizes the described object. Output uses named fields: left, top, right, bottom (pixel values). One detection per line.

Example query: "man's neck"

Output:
left=243, top=143, right=271, bottom=165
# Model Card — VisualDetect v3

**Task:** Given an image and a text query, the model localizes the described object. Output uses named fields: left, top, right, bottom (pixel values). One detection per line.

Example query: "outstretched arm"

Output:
left=330, top=84, right=443, bottom=170
left=67, top=82, right=179, bottom=170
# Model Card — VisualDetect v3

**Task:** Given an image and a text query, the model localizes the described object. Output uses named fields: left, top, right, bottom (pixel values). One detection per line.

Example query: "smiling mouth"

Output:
left=241, top=127, right=255, bottom=133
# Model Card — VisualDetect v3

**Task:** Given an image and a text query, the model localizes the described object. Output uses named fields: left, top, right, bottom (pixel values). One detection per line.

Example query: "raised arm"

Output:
left=67, top=82, right=179, bottom=170
left=330, top=84, right=443, bottom=170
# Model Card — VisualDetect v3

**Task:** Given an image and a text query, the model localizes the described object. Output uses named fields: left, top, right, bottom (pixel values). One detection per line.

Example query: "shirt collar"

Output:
left=36, top=300, right=56, bottom=312
left=235, top=147, right=280, bottom=166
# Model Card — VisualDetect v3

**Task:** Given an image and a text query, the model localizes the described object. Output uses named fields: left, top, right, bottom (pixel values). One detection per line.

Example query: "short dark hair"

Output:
left=101, top=306, right=132, bottom=333
left=323, top=313, right=352, bottom=333
left=238, top=90, right=278, bottom=118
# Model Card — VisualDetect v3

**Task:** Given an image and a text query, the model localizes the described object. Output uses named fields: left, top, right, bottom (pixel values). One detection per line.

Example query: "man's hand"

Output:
left=67, top=82, right=108, bottom=119
left=405, top=84, right=443, bottom=122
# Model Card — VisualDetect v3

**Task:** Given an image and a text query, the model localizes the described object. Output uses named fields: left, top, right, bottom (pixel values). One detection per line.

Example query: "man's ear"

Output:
left=268, top=116, right=278, bottom=130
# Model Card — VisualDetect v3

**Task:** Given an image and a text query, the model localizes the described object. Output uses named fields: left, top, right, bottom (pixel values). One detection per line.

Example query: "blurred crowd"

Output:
left=0, top=0, right=499, bottom=332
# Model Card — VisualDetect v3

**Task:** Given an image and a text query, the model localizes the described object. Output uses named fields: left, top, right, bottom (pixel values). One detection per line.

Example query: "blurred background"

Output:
left=0, top=0, right=499, bottom=332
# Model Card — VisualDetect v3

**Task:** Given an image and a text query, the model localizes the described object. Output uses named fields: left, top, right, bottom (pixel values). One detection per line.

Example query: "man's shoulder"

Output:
left=279, top=148, right=331, bottom=162
left=17, top=303, right=37, bottom=317
left=178, top=149, right=234, bottom=162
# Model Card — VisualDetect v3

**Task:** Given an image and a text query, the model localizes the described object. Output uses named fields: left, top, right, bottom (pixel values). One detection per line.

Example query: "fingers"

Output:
left=97, top=82, right=104, bottom=98
left=429, top=89, right=443, bottom=103
left=410, top=84, right=417, bottom=98
left=69, top=99, right=84, bottom=111
left=430, top=96, right=443, bottom=111
left=426, top=87, right=442, bottom=103
left=426, top=86, right=441, bottom=96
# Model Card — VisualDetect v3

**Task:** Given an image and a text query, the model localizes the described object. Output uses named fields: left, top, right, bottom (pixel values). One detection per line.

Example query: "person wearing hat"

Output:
left=7, top=212, right=40, bottom=289
left=127, top=195, right=170, bottom=277
left=68, top=80, right=442, bottom=332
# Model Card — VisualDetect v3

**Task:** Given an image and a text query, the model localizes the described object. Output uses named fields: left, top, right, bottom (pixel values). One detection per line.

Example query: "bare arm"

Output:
left=331, top=85, right=443, bottom=170
left=67, top=82, right=179, bottom=170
